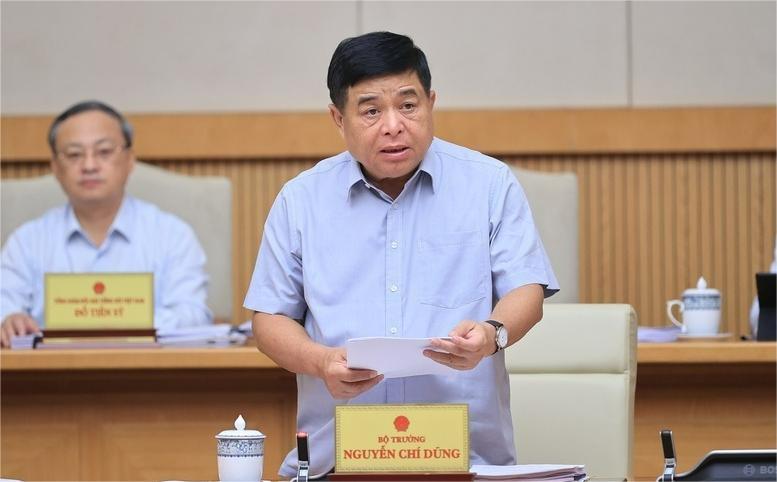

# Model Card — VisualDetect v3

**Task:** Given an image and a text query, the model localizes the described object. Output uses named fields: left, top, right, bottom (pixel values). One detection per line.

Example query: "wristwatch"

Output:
left=483, top=319, right=508, bottom=354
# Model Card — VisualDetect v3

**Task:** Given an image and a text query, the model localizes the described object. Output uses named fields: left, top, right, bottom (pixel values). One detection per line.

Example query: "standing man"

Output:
left=1, top=100, right=212, bottom=346
left=245, top=32, right=558, bottom=477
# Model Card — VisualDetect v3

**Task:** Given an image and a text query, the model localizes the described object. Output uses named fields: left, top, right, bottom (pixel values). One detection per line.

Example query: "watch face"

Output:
left=497, top=327, right=508, bottom=348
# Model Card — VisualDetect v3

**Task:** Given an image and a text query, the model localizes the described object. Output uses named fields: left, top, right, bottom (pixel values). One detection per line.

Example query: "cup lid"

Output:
left=216, top=414, right=265, bottom=439
left=683, top=276, right=720, bottom=296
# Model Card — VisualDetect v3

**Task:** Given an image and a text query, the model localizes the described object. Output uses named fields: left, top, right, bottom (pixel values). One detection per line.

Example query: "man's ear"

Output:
left=127, top=148, right=136, bottom=173
left=429, top=90, right=437, bottom=109
left=50, top=156, right=62, bottom=180
left=328, top=104, right=345, bottom=139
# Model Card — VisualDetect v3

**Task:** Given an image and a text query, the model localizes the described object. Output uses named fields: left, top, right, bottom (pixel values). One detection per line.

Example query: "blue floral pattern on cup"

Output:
left=217, top=438, right=264, bottom=458
left=683, top=294, right=720, bottom=310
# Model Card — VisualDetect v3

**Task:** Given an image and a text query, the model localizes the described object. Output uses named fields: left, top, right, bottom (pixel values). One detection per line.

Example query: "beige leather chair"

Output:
left=511, top=167, right=578, bottom=303
left=506, top=303, right=637, bottom=481
left=1, top=162, right=233, bottom=321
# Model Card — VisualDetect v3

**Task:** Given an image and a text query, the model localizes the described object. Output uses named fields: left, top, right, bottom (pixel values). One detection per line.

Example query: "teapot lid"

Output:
left=683, top=276, right=720, bottom=295
left=215, top=414, right=265, bottom=439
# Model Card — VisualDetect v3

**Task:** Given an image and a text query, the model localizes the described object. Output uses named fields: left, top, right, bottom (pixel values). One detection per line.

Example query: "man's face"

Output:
left=50, top=110, right=134, bottom=209
left=329, top=70, right=436, bottom=192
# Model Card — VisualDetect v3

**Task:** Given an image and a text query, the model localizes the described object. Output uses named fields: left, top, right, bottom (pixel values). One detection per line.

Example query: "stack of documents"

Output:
left=637, top=325, right=681, bottom=343
left=9, top=325, right=247, bottom=349
left=346, top=336, right=456, bottom=378
left=471, top=464, right=587, bottom=481
left=11, top=329, right=158, bottom=350
left=156, top=324, right=246, bottom=347
left=9, top=334, right=39, bottom=350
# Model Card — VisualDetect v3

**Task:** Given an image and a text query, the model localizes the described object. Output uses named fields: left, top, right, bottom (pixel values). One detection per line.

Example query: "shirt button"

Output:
left=390, top=327, right=398, bottom=335
left=390, top=284, right=398, bottom=292
left=391, top=241, right=399, bottom=249
left=392, top=203, right=399, bottom=210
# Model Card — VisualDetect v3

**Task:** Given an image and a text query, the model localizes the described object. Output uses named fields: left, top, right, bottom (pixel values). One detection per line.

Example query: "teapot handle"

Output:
left=666, top=299, right=685, bottom=330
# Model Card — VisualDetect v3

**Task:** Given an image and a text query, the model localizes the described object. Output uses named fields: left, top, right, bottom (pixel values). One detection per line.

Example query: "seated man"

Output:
left=1, top=100, right=212, bottom=347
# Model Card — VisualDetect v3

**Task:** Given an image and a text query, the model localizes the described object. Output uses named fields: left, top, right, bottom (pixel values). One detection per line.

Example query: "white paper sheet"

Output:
left=637, top=325, right=681, bottom=343
left=471, top=463, right=586, bottom=480
left=346, top=336, right=456, bottom=378
left=156, top=324, right=246, bottom=347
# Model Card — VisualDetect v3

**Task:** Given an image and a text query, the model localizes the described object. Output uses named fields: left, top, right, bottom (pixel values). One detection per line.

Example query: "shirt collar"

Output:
left=63, top=195, right=134, bottom=244
left=345, top=138, right=440, bottom=200
left=345, top=155, right=366, bottom=198
left=417, top=138, right=440, bottom=194
left=111, top=196, right=134, bottom=240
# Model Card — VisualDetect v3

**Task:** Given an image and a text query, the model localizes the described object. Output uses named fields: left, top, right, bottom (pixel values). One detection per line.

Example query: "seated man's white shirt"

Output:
left=244, top=137, right=559, bottom=477
left=1, top=195, right=212, bottom=330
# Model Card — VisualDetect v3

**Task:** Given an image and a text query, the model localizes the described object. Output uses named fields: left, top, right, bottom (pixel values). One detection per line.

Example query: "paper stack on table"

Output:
left=9, top=334, right=38, bottom=350
left=471, top=464, right=587, bottom=481
left=9, top=325, right=248, bottom=349
left=156, top=324, right=246, bottom=347
left=346, top=336, right=456, bottom=378
left=10, top=331, right=158, bottom=350
left=637, top=325, right=681, bottom=343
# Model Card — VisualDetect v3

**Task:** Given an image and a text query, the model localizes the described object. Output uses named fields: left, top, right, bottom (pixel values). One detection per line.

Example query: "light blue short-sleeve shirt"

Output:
left=245, top=138, right=558, bottom=477
left=1, top=195, right=212, bottom=330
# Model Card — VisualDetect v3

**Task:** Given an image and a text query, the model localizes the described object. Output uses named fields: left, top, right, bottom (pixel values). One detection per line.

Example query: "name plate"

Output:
left=44, top=273, right=154, bottom=329
left=335, top=404, right=469, bottom=473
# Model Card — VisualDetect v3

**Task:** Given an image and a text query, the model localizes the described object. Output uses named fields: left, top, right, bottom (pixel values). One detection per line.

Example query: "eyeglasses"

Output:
left=56, top=144, right=128, bottom=165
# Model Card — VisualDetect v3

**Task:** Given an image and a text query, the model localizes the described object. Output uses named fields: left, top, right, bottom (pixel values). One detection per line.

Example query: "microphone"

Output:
left=296, top=431, right=309, bottom=482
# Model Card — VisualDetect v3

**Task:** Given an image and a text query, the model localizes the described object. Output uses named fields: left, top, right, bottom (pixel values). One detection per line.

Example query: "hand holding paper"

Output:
left=424, top=319, right=494, bottom=370
left=346, top=336, right=457, bottom=378
left=322, top=346, right=383, bottom=399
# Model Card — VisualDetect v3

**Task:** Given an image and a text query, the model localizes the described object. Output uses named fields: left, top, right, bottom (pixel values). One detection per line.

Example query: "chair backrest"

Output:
left=511, top=167, right=578, bottom=303
left=505, top=303, right=637, bottom=481
left=0, top=162, right=233, bottom=320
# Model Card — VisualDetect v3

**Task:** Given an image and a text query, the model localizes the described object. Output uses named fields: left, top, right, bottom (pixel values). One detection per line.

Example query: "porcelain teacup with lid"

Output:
left=215, top=414, right=265, bottom=481
left=666, top=276, right=721, bottom=336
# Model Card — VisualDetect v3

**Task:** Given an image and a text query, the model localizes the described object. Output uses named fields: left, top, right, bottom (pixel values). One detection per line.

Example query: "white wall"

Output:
left=362, top=1, right=629, bottom=108
left=631, top=1, right=776, bottom=105
left=1, top=0, right=774, bottom=115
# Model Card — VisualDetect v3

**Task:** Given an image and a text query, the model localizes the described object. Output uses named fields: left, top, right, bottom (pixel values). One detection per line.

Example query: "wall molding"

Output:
left=2, top=106, right=774, bottom=161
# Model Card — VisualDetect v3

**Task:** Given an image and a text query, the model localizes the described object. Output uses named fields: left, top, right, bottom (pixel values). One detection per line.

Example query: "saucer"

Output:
left=677, top=332, right=733, bottom=342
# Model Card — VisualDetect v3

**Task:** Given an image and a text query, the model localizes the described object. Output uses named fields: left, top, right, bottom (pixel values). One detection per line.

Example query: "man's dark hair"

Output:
left=327, top=31, right=432, bottom=110
left=48, top=100, right=133, bottom=153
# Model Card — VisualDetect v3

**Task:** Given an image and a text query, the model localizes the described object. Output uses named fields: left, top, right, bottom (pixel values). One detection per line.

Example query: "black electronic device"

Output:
left=297, top=431, right=309, bottom=482
left=756, top=272, right=776, bottom=341
left=660, top=430, right=677, bottom=481
left=657, top=429, right=776, bottom=481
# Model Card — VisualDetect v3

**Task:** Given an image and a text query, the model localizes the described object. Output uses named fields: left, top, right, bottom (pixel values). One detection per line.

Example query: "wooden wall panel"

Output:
left=505, top=153, right=776, bottom=335
left=4, top=108, right=775, bottom=160
left=635, top=363, right=777, bottom=479
left=1, top=369, right=297, bottom=480
left=2, top=152, right=773, bottom=335
left=1, top=161, right=50, bottom=178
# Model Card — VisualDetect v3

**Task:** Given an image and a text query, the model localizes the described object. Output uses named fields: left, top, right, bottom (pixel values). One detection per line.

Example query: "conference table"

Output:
left=1, top=342, right=774, bottom=481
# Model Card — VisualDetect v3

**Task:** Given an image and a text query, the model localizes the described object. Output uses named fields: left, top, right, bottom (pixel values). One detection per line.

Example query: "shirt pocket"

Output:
left=418, top=230, right=488, bottom=309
